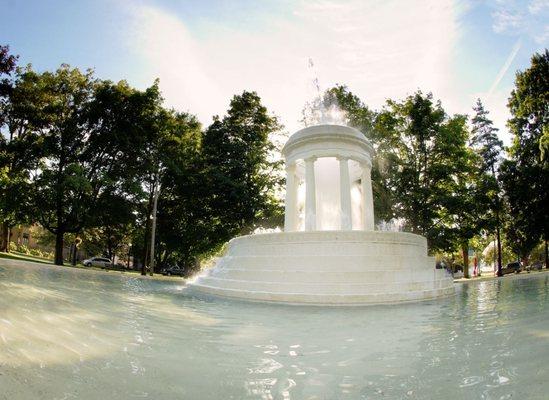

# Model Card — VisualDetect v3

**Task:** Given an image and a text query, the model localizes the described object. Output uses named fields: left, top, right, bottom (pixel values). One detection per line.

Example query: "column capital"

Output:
left=304, top=156, right=317, bottom=163
left=336, top=155, right=350, bottom=162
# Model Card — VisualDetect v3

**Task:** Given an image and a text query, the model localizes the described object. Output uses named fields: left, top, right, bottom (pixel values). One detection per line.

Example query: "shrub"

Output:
left=29, top=248, right=42, bottom=257
left=16, top=244, right=29, bottom=254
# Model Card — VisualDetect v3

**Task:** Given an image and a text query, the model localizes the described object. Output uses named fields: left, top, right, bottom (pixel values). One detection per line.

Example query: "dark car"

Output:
left=501, top=261, right=521, bottom=275
left=161, top=265, right=185, bottom=276
left=526, top=261, right=543, bottom=272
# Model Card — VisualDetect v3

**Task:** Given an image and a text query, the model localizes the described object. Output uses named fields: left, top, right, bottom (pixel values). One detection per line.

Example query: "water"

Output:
left=1, top=261, right=548, bottom=399
left=301, top=58, right=348, bottom=128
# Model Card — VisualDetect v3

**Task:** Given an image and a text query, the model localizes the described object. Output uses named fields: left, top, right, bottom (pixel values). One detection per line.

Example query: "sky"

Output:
left=1, top=0, right=548, bottom=145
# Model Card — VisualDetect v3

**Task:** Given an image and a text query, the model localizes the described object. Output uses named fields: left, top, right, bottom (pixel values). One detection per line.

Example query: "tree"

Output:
left=0, top=48, right=44, bottom=252
left=20, top=66, right=160, bottom=265
left=0, top=45, right=18, bottom=126
left=470, top=99, right=504, bottom=275
left=500, top=50, right=549, bottom=267
left=376, top=92, right=472, bottom=251
left=86, top=78, right=166, bottom=273
left=91, top=193, right=136, bottom=262
left=499, top=161, right=542, bottom=263
left=443, top=144, right=493, bottom=278
left=201, top=91, right=283, bottom=245
left=149, top=111, right=203, bottom=273
left=0, top=44, right=19, bottom=251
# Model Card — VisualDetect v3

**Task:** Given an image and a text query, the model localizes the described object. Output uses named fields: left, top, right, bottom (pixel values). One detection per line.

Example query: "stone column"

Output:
left=361, top=163, right=375, bottom=231
left=284, top=162, right=298, bottom=232
left=304, top=157, right=317, bottom=231
left=339, top=157, right=352, bottom=230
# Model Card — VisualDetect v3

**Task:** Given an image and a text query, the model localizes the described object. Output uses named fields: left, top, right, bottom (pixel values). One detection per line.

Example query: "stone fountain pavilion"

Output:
left=188, top=124, right=454, bottom=305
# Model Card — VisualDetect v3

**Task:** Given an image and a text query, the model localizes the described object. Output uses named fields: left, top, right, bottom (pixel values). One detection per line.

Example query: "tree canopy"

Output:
left=500, top=50, right=548, bottom=264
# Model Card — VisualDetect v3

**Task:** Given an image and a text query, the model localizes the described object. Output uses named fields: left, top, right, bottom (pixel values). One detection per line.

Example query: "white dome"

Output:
left=282, top=124, right=374, bottom=166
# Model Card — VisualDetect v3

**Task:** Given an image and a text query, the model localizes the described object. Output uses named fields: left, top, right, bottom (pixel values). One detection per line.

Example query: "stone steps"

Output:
left=188, top=283, right=456, bottom=305
left=210, top=268, right=448, bottom=283
left=196, top=275, right=452, bottom=295
left=187, top=231, right=454, bottom=305
left=230, top=244, right=426, bottom=257
left=219, top=255, right=435, bottom=270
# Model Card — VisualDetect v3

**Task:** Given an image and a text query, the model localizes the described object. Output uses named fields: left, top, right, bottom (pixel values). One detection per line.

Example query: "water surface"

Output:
left=1, top=261, right=548, bottom=399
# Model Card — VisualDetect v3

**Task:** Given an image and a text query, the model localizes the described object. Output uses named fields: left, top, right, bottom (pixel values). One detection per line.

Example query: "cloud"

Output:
left=490, top=0, right=549, bottom=44
left=492, top=10, right=524, bottom=33
left=124, top=4, right=225, bottom=123
left=123, top=0, right=463, bottom=133
left=529, top=0, right=549, bottom=14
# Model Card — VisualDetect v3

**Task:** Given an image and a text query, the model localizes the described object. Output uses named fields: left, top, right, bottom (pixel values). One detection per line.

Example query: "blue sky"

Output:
left=1, top=0, right=547, bottom=144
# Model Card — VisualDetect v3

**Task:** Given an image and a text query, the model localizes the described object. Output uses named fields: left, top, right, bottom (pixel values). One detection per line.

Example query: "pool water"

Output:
left=1, top=261, right=548, bottom=399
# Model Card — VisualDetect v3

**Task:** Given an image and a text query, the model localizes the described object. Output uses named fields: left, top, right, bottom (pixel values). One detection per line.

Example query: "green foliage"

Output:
left=202, top=91, right=284, bottom=237
left=324, top=87, right=504, bottom=264
left=470, top=99, right=503, bottom=173
left=500, top=49, right=548, bottom=261
left=0, top=44, right=18, bottom=127
left=466, top=99, right=505, bottom=274
left=499, top=160, right=541, bottom=259
left=148, top=111, right=205, bottom=271
left=8, top=66, right=166, bottom=265
left=376, top=92, right=475, bottom=251
left=322, top=85, right=393, bottom=221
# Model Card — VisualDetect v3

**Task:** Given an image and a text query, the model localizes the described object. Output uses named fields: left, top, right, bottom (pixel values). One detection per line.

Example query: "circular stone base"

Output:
left=188, top=231, right=455, bottom=305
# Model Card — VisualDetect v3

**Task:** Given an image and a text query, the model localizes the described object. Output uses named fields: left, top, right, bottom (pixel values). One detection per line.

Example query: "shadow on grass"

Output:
left=0, top=252, right=179, bottom=281
left=0, top=251, right=54, bottom=265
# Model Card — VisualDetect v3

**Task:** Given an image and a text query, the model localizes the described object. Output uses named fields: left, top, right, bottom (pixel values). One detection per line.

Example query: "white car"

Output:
left=83, top=257, right=112, bottom=268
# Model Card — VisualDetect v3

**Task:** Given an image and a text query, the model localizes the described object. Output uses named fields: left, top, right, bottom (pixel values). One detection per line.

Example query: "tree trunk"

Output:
left=54, top=230, right=64, bottom=266
left=141, top=188, right=154, bottom=276
left=495, top=215, right=503, bottom=277
left=1, top=222, right=10, bottom=252
left=2, top=224, right=10, bottom=252
left=142, top=229, right=149, bottom=276
left=493, top=166, right=503, bottom=277
left=544, top=236, right=549, bottom=269
left=462, top=242, right=469, bottom=279
left=71, top=243, right=77, bottom=266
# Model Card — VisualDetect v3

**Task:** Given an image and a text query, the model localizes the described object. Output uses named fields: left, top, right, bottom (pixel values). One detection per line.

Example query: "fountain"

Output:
left=188, top=124, right=454, bottom=304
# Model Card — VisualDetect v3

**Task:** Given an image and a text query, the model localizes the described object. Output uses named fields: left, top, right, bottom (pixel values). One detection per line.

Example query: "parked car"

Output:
left=453, top=270, right=464, bottom=279
left=501, top=261, right=521, bottom=275
left=526, top=261, right=543, bottom=272
left=83, top=257, right=113, bottom=268
left=161, top=265, right=185, bottom=276
left=451, top=264, right=464, bottom=278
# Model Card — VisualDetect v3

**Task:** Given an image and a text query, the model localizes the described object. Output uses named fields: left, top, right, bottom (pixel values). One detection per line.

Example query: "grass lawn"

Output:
left=0, top=251, right=54, bottom=265
left=0, top=251, right=181, bottom=281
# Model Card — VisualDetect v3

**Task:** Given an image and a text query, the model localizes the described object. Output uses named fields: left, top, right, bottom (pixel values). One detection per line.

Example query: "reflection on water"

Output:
left=0, top=262, right=548, bottom=399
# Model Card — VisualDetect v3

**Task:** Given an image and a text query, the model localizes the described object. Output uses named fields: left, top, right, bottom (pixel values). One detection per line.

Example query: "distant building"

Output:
left=1, top=224, right=55, bottom=255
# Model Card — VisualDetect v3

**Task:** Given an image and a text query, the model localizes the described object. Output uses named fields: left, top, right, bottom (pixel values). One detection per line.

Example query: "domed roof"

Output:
left=282, top=124, right=373, bottom=164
